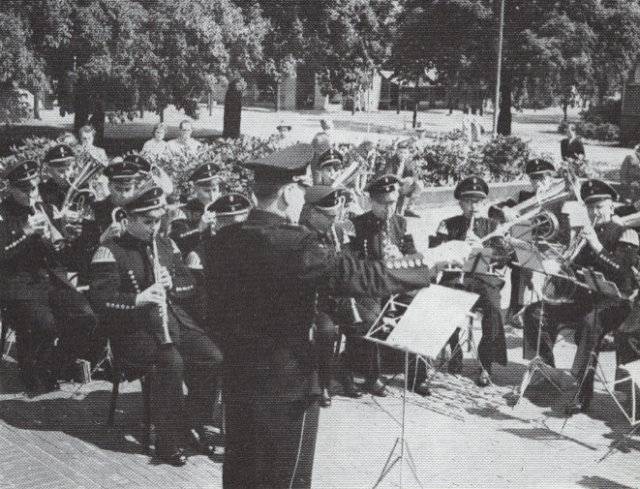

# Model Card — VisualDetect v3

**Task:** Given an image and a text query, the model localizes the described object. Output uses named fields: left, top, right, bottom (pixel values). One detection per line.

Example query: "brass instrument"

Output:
left=151, top=237, right=172, bottom=345
left=30, top=202, right=66, bottom=246
left=61, top=150, right=108, bottom=222
left=620, top=211, right=640, bottom=229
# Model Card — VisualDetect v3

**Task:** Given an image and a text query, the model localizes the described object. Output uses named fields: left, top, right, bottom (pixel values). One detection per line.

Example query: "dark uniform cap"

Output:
left=454, top=176, right=489, bottom=199
left=45, top=144, right=75, bottom=166
left=366, top=174, right=401, bottom=195
left=123, top=184, right=166, bottom=214
left=525, top=158, right=555, bottom=176
left=246, top=144, right=311, bottom=187
left=580, top=179, right=618, bottom=203
left=304, top=185, right=346, bottom=208
left=318, top=149, right=343, bottom=169
left=2, top=159, right=40, bottom=183
left=123, top=154, right=152, bottom=173
left=189, top=162, right=220, bottom=183
left=206, top=192, right=252, bottom=216
left=104, top=159, right=145, bottom=181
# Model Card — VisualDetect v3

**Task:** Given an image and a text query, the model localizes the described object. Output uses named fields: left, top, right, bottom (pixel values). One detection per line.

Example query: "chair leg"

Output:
left=141, top=373, right=153, bottom=450
left=107, top=378, right=120, bottom=426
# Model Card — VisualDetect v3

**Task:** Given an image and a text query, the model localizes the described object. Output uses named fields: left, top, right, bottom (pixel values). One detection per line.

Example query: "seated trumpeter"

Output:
left=522, top=179, right=638, bottom=414
left=430, top=176, right=510, bottom=387
left=346, top=174, right=420, bottom=396
left=170, top=162, right=221, bottom=256
left=89, top=183, right=223, bottom=466
left=0, top=159, right=97, bottom=394
left=489, top=158, right=572, bottom=323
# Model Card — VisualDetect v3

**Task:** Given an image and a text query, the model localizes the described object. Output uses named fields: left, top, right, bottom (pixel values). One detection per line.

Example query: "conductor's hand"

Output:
left=197, top=211, right=216, bottom=233
left=135, top=283, right=166, bottom=307
left=157, top=266, right=173, bottom=289
left=425, top=240, right=472, bottom=269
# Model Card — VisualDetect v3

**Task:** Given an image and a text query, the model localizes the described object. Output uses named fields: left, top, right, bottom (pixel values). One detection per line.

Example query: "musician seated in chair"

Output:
left=489, top=158, right=573, bottom=325
left=299, top=185, right=354, bottom=406
left=522, top=179, right=639, bottom=414
left=346, top=174, right=421, bottom=397
left=170, top=163, right=221, bottom=257
left=430, top=176, right=511, bottom=387
left=90, top=183, right=223, bottom=466
left=0, top=159, right=97, bottom=395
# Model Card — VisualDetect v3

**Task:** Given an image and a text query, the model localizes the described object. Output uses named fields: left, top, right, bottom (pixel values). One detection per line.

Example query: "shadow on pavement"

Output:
left=577, top=475, right=636, bottom=489
left=0, top=387, right=149, bottom=455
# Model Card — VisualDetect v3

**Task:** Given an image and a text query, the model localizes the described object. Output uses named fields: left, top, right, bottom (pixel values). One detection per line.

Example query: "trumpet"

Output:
left=563, top=216, right=599, bottom=263
left=30, top=202, right=66, bottom=246
left=151, top=237, right=172, bottom=345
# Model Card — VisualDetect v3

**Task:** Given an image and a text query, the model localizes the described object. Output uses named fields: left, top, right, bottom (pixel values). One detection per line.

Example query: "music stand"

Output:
left=509, top=241, right=589, bottom=406
left=567, top=267, right=631, bottom=415
left=365, top=285, right=479, bottom=488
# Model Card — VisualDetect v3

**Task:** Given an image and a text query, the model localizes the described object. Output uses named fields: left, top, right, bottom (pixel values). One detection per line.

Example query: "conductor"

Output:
left=201, top=154, right=472, bottom=488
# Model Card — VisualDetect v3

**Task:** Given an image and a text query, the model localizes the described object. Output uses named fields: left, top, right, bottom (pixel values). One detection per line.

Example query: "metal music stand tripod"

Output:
left=365, top=286, right=479, bottom=488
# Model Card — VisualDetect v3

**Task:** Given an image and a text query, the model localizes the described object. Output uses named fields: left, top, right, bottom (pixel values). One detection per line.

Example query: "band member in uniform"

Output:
left=522, top=179, right=638, bottom=413
left=39, top=143, right=76, bottom=210
left=347, top=174, right=420, bottom=396
left=314, top=149, right=341, bottom=185
left=299, top=185, right=352, bottom=406
left=431, top=176, right=510, bottom=386
left=185, top=192, right=252, bottom=288
left=169, top=162, right=220, bottom=256
left=89, top=184, right=223, bottom=466
left=202, top=156, right=472, bottom=489
left=0, top=160, right=97, bottom=394
left=490, top=158, right=572, bottom=323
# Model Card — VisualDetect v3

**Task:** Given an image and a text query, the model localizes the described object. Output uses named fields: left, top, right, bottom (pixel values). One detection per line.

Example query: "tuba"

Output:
left=61, top=150, right=107, bottom=222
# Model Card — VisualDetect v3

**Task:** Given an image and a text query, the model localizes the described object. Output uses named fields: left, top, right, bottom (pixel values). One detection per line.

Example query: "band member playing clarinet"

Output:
left=431, top=176, right=510, bottom=387
left=522, top=179, right=639, bottom=414
left=0, top=159, right=97, bottom=394
left=170, top=162, right=220, bottom=257
left=89, top=183, right=223, bottom=466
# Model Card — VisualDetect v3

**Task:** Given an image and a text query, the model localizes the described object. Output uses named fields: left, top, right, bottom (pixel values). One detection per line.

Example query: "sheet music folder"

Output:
left=383, top=285, right=479, bottom=358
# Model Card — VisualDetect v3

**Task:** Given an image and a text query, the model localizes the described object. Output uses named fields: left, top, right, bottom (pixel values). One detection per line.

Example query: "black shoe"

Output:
left=414, top=380, right=431, bottom=397
left=404, top=209, right=421, bottom=218
left=191, top=429, right=217, bottom=458
left=364, top=379, right=388, bottom=397
left=564, top=400, right=585, bottom=416
left=320, top=387, right=332, bottom=408
left=340, top=372, right=363, bottom=398
left=476, top=370, right=491, bottom=387
left=157, top=448, right=187, bottom=467
left=449, top=349, right=463, bottom=374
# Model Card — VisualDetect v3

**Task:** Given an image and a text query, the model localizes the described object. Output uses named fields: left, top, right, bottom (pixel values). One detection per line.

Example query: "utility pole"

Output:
left=493, top=0, right=505, bottom=136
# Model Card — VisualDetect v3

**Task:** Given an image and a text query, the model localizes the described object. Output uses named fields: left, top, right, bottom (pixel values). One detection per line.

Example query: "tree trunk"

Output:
left=33, top=93, right=41, bottom=119
left=396, top=84, right=401, bottom=114
left=497, top=76, right=512, bottom=136
left=223, top=80, right=242, bottom=139
left=562, top=101, right=568, bottom=121
left=73, top=85, right=91, bottom=131
left=275, top=82, right=280, bottom=112
left=89, top=98, right=105, bottom=146
left=159, top=106, right=165, bottom=123
left=413, top=76, right=420, bottom=128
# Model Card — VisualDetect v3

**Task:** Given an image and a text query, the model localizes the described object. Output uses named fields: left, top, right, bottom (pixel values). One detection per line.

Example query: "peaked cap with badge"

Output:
left=123, top=184, right=166, bottom=215
left=189, top=162, right=220, bottom=184
left=454, top=176, right=489, bottom=200
left=365, top=174, right=401, bottom=196
left=525, top=158, right=555, bottom=176
left=206, top=193, right=251, bottom=216
left=246, top=144, right=310, bottom=189
left=2, top=159, right=40, bottom=184
left=317, top=149, right=343, bottom=169
left=123, top=154, right=152, bottom=173
left=580, top=179, right=618, bottom=203
left=44, top=144, right=75, bottom=166
left=103, top=158, right=146, bottom=181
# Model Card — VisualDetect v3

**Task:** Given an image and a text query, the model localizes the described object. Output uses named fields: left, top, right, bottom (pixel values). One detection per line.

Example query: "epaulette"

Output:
left=436, top=221, right=449, bottom=235
left=170, top=208, right=187, bottom=223
left=185, top=250, right=203, bottom=270
left=620, top=228, right=639, bottom=247
left=92, top=246, right=116, bottom=263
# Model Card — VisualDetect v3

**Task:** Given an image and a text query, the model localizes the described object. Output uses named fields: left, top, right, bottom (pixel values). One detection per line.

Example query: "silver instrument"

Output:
left=151, top=237, right=172, bottom=345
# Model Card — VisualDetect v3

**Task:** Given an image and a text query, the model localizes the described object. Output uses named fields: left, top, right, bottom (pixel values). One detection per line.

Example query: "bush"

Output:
left=580, top=99, right=621, bottom=125
left=557, top=120, right=619, bottom=142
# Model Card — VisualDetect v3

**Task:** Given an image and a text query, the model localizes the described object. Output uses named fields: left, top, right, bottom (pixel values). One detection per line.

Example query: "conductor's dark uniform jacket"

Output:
left=203, top=209, right=433, bottom=489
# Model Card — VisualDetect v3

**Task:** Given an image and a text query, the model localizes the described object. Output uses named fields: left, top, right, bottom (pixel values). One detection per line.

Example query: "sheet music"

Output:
left=385, top=285, right=479, bottom=358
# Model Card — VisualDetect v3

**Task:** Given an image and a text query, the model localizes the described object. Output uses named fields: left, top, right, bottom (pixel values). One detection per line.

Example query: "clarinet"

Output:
left=151, top=237, right=172, bottom=345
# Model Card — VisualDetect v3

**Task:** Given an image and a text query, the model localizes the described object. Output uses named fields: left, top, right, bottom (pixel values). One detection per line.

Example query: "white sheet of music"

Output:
left=386, top=284, right=479, bottom=358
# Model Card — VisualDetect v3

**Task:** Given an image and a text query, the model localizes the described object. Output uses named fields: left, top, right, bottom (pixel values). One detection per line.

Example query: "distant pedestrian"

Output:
left=620, top=143, right=640, bottom=203
left=167, top=120, right=201, bottom=156
left=142, top=123, right=169, bottom=158
left=560, top=124, right=585, bottom=160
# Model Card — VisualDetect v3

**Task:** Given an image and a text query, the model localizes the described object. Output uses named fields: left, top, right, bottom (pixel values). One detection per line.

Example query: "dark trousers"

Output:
left=509, top=267, right=533, bottom=313
left=314, top=311, right=338, bottom=389
left=342, top=297, right=382, bottom=384
left=224, top=394, right=320, bottom=489
left=4, top=280, right=96, bottom=385
left=523, top=296, right=630, bottom=405
left=443, top=275, right=507, bottom=373
left=117, top=326, right=222, bottom=455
